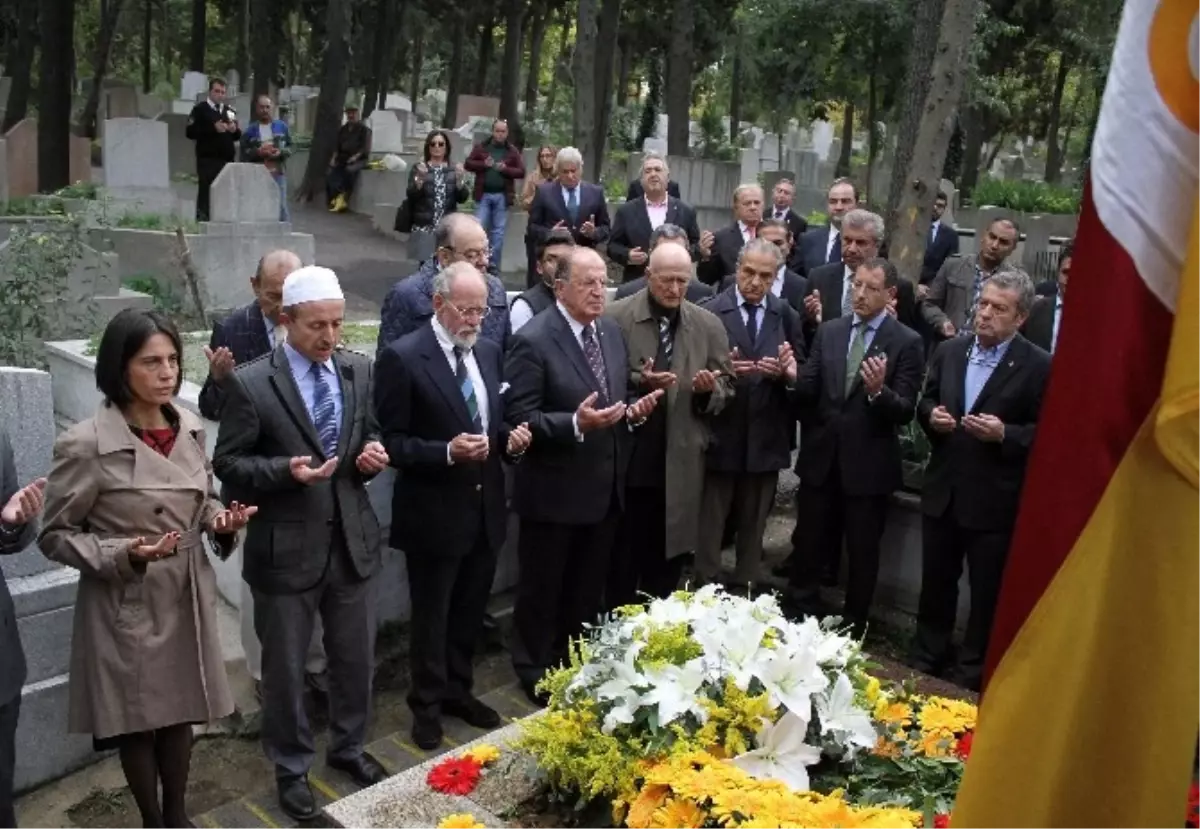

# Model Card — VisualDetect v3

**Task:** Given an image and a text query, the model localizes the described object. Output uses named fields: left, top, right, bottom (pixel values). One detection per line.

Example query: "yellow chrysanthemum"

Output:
left=864, top=675, right=882, bottom=706
left=651, top=797, right=707, bottom=829
left=916, top=730, right=954, bottom=758
left=626, top=783, right=670, bottom=828
left=436, top=813, right=484, bottom=829
left=462, top=743, right=501, bottom=765
left=873, top=700, right=914, bottom=727
left=871, top=734, right=902, bottom=758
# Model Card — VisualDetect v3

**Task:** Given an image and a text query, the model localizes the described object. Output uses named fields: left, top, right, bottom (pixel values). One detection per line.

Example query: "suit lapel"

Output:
left=719, top=293, right=754, bottom=356
left=476, top=344, right=502, bottom=436
left=756, top=300, right=783, bottom=358
left=665, top=198, right=679, bottom=228
left=419, top=326, right=474, bottom=430
left=550, top=311, right=604, bottom=396
left=946, top=339, right=969, bottom=417
left=268, top=346, right=325, bottom=457
left=971, top=336, right=1026, bottom=413
left=246, top=303, right=271, bottom=356
left=334, top=354, right=356, bottom=458
left=844, top=315, right=891, bottom=400
left=598, top=318, right=623, bottom=403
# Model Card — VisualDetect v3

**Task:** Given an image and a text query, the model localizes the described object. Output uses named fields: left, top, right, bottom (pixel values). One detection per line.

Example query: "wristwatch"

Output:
left=867, top=390, right=881, bottom=403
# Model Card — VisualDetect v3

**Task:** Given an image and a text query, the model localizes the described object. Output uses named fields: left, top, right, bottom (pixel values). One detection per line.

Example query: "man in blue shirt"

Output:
left=241, top=95, right=293, bottom=221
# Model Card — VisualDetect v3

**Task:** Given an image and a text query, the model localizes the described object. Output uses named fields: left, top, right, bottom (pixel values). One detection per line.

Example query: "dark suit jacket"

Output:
left=790, top=314, right=923, bottom=496
left=627, top=179, right=681, bottom=200
left=917, top=335, right=1050, bottom=531
left=198, top=302, right=273, bottom=421
left=0, top=431, right=37, bottom=703
left=374, top=325, right=509, bottom=557
left=720, top=269, right=809, bottom=317
left=212, top=346, right=383, bottom=594
left=796, top=225, right=840, bottom=276
left=920, top=222, right=960, bottom=284
left=769, top=208, right=810, bottom=270
left=616, top=277, right=713, bottom=303
left=608, top=197, right=701, bottom=282
left=703, top=289, right=805, bottom=474
left=1020, top=295, right=1056, bottom=353
left=186, top=101, right=240, bottom=162
left=503, top=307, right=631, bottom=525
left=697, top=224, right=747, bottom=286
left=804, top=262, right=921, bottom=339
left=528, top=181, right=611, bottom=248
left=1036, top=280, right=1059, bottom=298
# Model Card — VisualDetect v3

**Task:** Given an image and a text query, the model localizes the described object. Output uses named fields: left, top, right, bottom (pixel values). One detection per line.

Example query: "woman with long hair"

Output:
left=406, top=129, right=470, bottom=263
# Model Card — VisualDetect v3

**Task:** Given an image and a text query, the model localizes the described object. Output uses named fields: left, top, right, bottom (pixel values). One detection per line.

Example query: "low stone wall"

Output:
left=350, top=169, right=408, bottom=215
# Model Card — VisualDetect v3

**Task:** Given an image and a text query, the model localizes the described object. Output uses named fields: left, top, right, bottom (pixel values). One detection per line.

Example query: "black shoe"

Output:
left=443, top=696, right=501, bottom=729
left=520, top=681, right=549, bottom=708
left=277, top=776, right=318, bottom=821
left=327, top=752, right=388, bottom=787
left=412, top=714, right=443, bottom=750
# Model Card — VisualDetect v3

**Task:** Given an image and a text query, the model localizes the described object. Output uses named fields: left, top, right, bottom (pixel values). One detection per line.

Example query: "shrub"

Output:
left=969, top=177, right=1080, bottom=214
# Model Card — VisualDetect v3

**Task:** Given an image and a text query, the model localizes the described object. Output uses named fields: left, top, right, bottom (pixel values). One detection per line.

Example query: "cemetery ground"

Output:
left=14, top=504, right=974, bottom=829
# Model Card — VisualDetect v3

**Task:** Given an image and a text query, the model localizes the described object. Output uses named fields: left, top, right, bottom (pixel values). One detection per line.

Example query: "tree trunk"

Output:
left=572, top=0, right=599, bottom=171
left=38, top=0, right=74, bottom=192
left=499, top=0, right=525, bottom=122
left=236, top=0, right=251, bottom=91
left=887, top=0, right=979, bottom=282
left=409, top=24, right=425, bottom=109
left=296, top=0, right=353, bottom=201
left=3, top=0, right=38, bottom=132
left=636, top=50, right=661, bottom=148
left=884, top=0, right=948, bottom=227
left=141, top=0, right=152, bottom=93
left=959, top=104, right=986, bottom=198
left=189, top=0, right=205, bottom=72
left=78, top=0, right=125, bottom=140
left=591, top=0, right=621, bottom=166
left=835, top=101, right=854, bottom=178
left=251, top=0, right=284, bottom=98
left=616, top=37, right=633, bottom=107
left=1043, top=51, right=1072, bottom=184
left=1055, top=84, right=1083, bottom=181
left=545, top=7, right=572, bottom=118
left=443, top=13, right=466, bottom=127
left=865, top=70, right=878, bottom=202
left=522, top=6, right=549, bottom=123
left=362, top=0, right=398, bottom=118
left=664, top=0, right=694, bottom=157
left=474, top=16, right=495, bottom=95
left=376, top=0, right=404, bottom=112
left=729, top=47, right=742, bottom=143
left=983, top=130, right=1006, bottom=172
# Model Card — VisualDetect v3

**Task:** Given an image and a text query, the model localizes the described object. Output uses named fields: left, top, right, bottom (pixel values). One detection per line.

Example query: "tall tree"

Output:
left=499, top=0, right=526, bottom=122
left=834, top=102, right=854, bottom=178
left=544, top=8, right=572, bottom=118
left=474, top=13, right=497, bottom=94
left=236, top=0, right=251, bottom=90
left=363, top=0, right=402, bottom=117
left=296, top=0, right=353, bottom=200
left=887, top=0, right=979, bottom=282
left=141, top=0, right=153, bottom=94
left=3, top=0, right=38, bottom=132
left=522, top=1, right=551, bottom=122
left=1041, top=50, right=1072, bottom=184
left=664, top=0, right=694, bottom=156
left=409, top=23, right=425, bottom=108
left=572, top=0, right=599, bottom=170
left=189, top=0, right=206, bottom=71
left=251, top=0, right=286, bottom=97
left=38, top=0, right=74, bottom=192
left=78, top=0, right=126, bottom=140
left=443, top=11, right=467, bottom=126
left=591, top=0, right=622, bottom=165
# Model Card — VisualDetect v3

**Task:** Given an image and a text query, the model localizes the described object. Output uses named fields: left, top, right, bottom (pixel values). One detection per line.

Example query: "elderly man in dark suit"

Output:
left=375, top=263, right=533, bottom=749
left=213, top=267, right=390, bottom=820
left=528, top=146, right=611, bottom=250
left=912, top=271, right=1049, bottom=690
left=794, top=178, right=858, bottom=276
left=696, top=239, right=804, bottom=590
left=697, top=183, right=764, bottom=285
left=503, top=247, right=662, bottom=703
left=609, top=153, right=702, bottom=283
left=0, top=431, right=45, bottom=828
left=720, top=218, right=808, bottom=316
left=615, top=223, right=715, bottom=303
left=918, top=191, right=961, bottom=290
left=922, top=216, right=1020, bottom=339
left=783, top=258, right=924, bottom=636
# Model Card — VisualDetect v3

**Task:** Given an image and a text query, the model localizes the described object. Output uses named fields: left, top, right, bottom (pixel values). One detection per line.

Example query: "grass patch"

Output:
left=115, top=213, right=201, bottom=233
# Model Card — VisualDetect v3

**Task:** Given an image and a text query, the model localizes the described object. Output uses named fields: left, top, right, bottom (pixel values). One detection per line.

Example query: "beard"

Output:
left=450, top=328, right=479, bottom=350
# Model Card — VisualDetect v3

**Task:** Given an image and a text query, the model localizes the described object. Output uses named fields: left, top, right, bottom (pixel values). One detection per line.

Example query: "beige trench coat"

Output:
left=606, top=290, right=735, bottom=557
left=39, top=402, right=234, bottom=739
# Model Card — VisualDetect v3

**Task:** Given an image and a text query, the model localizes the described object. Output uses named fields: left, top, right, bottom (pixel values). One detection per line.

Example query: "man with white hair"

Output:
left=214, top=266, right=391, bottom=820
left=528, top=146, right=611, bottom=251
left=697, top=183, right=764, bottom=285
left=374, top=263, right=533, bottom=750
left=608, top=152, right=701, bottom=283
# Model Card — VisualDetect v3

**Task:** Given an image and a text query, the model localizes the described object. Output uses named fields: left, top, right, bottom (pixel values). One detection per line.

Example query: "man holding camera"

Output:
left=187, top=77, right=241, bottom=221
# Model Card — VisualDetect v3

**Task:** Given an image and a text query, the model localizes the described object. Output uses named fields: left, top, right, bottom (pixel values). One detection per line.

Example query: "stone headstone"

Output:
left=230, top=93, right=252, bottom=126
left=4, top=119, right=37, bottom=198
left=68, top=136, right=91, bottom=186
left=209, top=163, right=282, bottom=222
left=225, top=69, right=240, bottom=95
left=136, top=91, right=167, bottom=119
left=181, top=71, right=208, bottom=102
left=158, top=112, right=196, bottom=177
left=102, top=86, right=138, bottom=121
left=0, top=368, right=56, bottom=582
left=454, top=95, right=500, bottom=124
left=383, top=92, right=413, bottom=112
left=0, top=77, right=10, bottom=111
left=642, top=136, right=667, bottom=155
left=367, top=109, right=404, bottom=154
left=810, top=119, right=835, bottom=161
left=103, top=118, right=169, bottom=189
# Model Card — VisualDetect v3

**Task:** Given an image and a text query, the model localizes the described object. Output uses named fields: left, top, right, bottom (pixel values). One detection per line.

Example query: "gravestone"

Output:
left=136, top=91, right=167, bottom=119
left=0, top=77, right=10, bottom=111
left=367, top=109, right=405, bottom=154
left=383, top=92, right=413, bottom=112
left=102, top=86, right=139, bottom=121
left=181, top=71, right=208, bottom=102
left=225, top=69, right=240, bottom=95
left=455, top=95, right=500, bottom=124
left=810, top=119, right=835, bottom=161
left=642, top=136, right=667, bottom=155
left=158, top=112, right=196, bottom=176
left=5, top=119, right=37, bottom=198
left=68, top=136, right=92, bottom=185
left=230, top=93, right=252, bottom=125
left=104, top=118, right=169, bottom=188
left=209, top=163, right=281, bottom=222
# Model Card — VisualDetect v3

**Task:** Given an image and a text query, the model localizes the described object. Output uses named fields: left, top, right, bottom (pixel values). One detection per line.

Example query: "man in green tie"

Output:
left=781, top=257, right=924, bottom=637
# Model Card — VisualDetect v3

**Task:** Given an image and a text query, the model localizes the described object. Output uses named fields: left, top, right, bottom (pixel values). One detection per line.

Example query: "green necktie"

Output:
left=845, top=322, right=867, bottom=398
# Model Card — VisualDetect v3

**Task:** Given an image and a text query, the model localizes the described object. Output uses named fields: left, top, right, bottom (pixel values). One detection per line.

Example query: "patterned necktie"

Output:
left=309, top=361, right=339, bottom=458
left=745, top=303, right=760, bottom=347
left=657, top=316, right=674, bottom=369
left=454, top=346, right=483, bottom=432
left=581, top=324, right=610, bottom=403
left=845, top=321, right=867, bottom=398
left=964, top=265, right=986, bottom=333
left=747, top=224, right=756, bottom=239
left=841, top=272, right=854, bottom=317
left=566, top=188, right=579, bottom=224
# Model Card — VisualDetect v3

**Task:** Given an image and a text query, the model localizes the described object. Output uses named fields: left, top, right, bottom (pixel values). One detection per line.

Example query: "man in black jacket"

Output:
left=614, top=224, right=714, bottom=303
left=794, top=178, right=857, bottom=276
left=608, top=153, right=701, bottom=283
left=509, top=229, right=576, bottom=334
left=918, top=191, right=960, bottom=290
left=766, top=178, right=809, bottom=270
left=186, top=77, right=241, bottom=221
left=911, top=271, right=1049, bottom=690
left=327, top=105, right=372, bottom=212
left=697, top=183, right=764, bottom=285
left=719, top=218, right=808, bottom=316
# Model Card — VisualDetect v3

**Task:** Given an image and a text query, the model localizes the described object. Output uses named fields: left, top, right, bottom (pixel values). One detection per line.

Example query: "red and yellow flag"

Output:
left=952, top=0, right=1199, bottom=825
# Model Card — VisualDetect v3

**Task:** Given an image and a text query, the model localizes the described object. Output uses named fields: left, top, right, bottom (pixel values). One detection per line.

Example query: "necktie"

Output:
left=845, top=322, right=867, bottom=398
left=581, top=324, right=610, bottom=403
left=309, top=361, right=339, bottom=458
left=454, top=346, right=483, bottom=432
left=929, top=222, right=938, bottom=243
left=747, top=224, right=757, bottom=239
left=657, top=316, right=674, bottom=369
left=829, top=231, right=841, bottom=263
left=566, top=188, right=579, bottom=224
left=745, top=303, right=760, bottom=347
left=273, top=323, right=287, bottom=348
left=964, top=265, right=986, bottom=333
left=840, top=272, right=854, bottom=317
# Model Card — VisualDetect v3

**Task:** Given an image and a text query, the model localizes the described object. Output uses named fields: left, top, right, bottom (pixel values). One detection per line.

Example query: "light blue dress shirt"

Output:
left=283, top=342, right=344, bottom=434
left=964, top=335, right=1013, bottom=412
left=846, top=311, right=886, bottom=356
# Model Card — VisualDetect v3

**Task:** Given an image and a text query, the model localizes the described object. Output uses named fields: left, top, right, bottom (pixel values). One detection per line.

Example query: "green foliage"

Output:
left=115, top=213, right=201, bottom=233
left=0, top=198, right=68, bottom=217
left=969, top=177, right=1080, bottom=213
left=694, top=107, right=738, bottom=162
left=806, top=210, right=829, bottom=226
left=607, top=107, right=639, bottom=154
left=55, top=182, right=100, bottom=200
left=123, top=274, right=183, bottom=317
left=291, top=134, right=314, bottom=151
left=899, top=420, right=931, bottom=492
left=601, top=178, right=627, bottom=203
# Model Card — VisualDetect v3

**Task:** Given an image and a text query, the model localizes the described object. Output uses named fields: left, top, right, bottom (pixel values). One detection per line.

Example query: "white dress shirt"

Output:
left=772, top=265, right=787, bottom=298
left=739, top=221, right=756, bottom=244
left=431, top=317, right=489, bottom=464
left=509, top=297, right=536, bottom=333
left=826, top=224, right=840, bottom=261
left=557, top=302, right=593, bottom=441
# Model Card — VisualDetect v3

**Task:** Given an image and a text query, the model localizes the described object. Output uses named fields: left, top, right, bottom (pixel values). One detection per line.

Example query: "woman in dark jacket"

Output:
left=406, top=129, right=470, bottom=263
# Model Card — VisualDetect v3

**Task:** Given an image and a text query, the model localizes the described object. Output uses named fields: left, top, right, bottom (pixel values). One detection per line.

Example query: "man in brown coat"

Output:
left=605, top=242, right=735, bottom=607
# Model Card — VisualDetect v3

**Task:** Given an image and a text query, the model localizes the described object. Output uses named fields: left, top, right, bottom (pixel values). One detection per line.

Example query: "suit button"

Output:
left=154, top=506, right=164, bottom=515
left=475, top=484, right=482, bottom=492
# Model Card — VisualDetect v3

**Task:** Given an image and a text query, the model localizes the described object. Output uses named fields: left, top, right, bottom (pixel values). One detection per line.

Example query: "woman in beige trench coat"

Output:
left=40, top=309, right=256, bottom=828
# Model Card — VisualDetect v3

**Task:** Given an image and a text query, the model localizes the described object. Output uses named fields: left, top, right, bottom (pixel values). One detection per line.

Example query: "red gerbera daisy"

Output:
left=933, top=814, right=951, bottom=828
left=427, top=756, right=482, bottom=795
left=954, top=730, right=974, bottom=760
left=1185, top=779, right=1198, bottom=828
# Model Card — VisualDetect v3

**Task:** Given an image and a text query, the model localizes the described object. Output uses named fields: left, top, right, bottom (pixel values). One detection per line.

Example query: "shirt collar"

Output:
left=739, top=221, right=755, bottom=236
left=556, top=301, right=589, bottom=339
left=829, top=224, right=840, bottom=242
left=430, top=315, right=460, bottom=354
left=972, top=334, right=1015, bottom=361
left=645, top=194, right=668, bottom=208
left=734, top=286, right=760, bottom=309
left=283, top=341, right=333, bottom=376
left=851, top=311, right=886, bottom=332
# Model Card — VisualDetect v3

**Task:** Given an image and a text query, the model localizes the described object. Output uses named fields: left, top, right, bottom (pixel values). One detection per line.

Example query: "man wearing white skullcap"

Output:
left=213, top=264, right=392, bottom=819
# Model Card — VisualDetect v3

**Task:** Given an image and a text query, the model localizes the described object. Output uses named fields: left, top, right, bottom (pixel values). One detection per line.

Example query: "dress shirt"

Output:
left=645, top=196, right=669, bottom=230
left=557, top=302, right=591, bottom=441
left=772, top=207, right=790, bottom=221
left=772, top=266, right=786, bottom=298
left=930, top=219, right=941, bottom=242
left=509, top=297, right=536, bottom=333
left=432, top=317, right=490, bottom=464
left=263, top=311, right=285, bottom=348
left=1051, top=296, right=1063, bottom=354
left=739, top=221, right=756, bottom=243
left=964, top=335, right=1014, bottom=412
left=826, top=225, right=840, bottom=261
left=734, top=286, right=764, bottom=329
left=846, top=311, right=886, bottom=357
left=283, top=342, right=344, bottom=434
left=561, top=185, right=579, bottom=213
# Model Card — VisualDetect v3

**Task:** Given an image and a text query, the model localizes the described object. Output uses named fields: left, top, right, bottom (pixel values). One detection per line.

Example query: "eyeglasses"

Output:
left=444, top=299, right=491, bottom=320
left=429, top=140, right=446, bottom=147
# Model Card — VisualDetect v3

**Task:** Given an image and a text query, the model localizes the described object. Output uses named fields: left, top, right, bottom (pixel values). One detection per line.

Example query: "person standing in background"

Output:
left=241, top=95, right=293, bottom=222
left=465, top=119, right=526, bottom=273
left=327, top=105, right=372, bottom=213
left=186, top=77, right=241, bottom=221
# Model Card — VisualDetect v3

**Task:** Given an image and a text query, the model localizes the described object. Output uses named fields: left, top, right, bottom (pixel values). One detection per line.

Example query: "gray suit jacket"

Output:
left=921, top=254, right=1017, bottom=332
left=0, top=430, right=37, bottom=703
left=212, top=346, right=383, bottom=595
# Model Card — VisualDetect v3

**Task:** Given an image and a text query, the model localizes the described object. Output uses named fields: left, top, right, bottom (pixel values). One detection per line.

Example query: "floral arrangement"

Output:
left=437, top=815, right=485, bottom=829
left=427, top=743, right=502, bottom=796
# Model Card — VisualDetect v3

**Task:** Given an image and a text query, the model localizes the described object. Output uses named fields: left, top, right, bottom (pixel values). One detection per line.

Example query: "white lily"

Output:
left=730, top=710, right=823, bottom=792
left=815, top=673, right=877, bottom=752
left=594, top=649, right=647, bottom=734
left=640, top=658, right=708, bottom=726
left=755, top=647, right=829, bottom=721
left=693, top=604, right=768, bottom=690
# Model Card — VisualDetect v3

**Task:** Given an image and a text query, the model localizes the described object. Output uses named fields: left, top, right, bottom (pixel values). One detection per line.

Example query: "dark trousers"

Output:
left=253, top=538, right=376, bottom=781
left=327, top=161, right=365, bottom=201
left=511, top=506, right=618, bottom=690
left=608, top=486, right=688, bottom=610
left=195, top=157, right=226, bottom=221
left=405, top=530, right=498, bottom=718
left=0, top=695, right=17, bottom=828
left=790, top=476, right=889, bottom=632
left=696, top=470, right=778, bottom=587
left=912, top=512, right=1012, bottom=691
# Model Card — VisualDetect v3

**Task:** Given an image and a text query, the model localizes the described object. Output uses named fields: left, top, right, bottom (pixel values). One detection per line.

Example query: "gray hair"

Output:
left=733, top=183, right=763, bottom=204
left=254, top=249, right=302, bottom=281
left=641, top=151, right=670, bottom=176
left=737, top=238, right=783, bottom=270
left=985, top=268, right=1036, bottom=315
left=432, top=261, right=486, bottom=297
left=555, top=146, right=583, bottom=173
left=649, top=223, right=690, bottom=250
left=434, top=212, right=480, bottom=250
left=842, top=208, right=885, bottom=244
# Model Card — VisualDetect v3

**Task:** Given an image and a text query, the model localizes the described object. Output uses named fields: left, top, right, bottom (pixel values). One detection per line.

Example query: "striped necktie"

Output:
left=454, top=346, right=483, bottom=432
left=309, top=362, right=339, bottom=458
